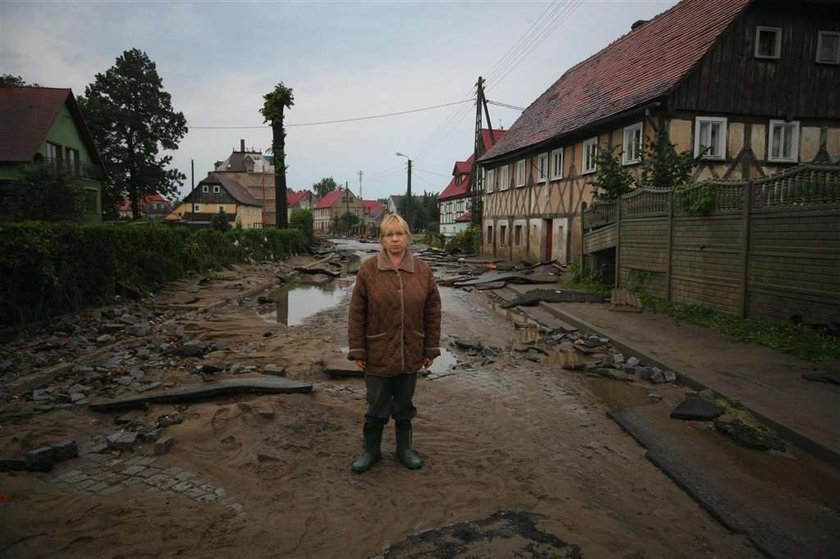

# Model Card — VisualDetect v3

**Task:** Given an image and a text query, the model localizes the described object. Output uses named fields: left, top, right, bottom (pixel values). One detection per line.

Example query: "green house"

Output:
left=0, top=87, right=106, bottom=221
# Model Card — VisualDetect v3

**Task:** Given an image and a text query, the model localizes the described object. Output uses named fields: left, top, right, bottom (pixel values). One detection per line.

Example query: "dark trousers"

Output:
left=364, top=373, right=417, bottom=423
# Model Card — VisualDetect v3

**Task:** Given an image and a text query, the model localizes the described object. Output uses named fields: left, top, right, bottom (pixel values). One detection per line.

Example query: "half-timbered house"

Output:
left=478, top=0, right=840, bottom=263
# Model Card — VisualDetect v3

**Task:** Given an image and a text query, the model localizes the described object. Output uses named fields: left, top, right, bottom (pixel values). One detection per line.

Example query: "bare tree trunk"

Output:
left=273, top=114, right=288, bottom=228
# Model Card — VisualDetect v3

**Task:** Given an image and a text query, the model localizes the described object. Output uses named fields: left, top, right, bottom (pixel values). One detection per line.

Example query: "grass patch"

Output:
left=638, top=292, right=840, bottom=362
left=557, top=263, right=839, bottom=362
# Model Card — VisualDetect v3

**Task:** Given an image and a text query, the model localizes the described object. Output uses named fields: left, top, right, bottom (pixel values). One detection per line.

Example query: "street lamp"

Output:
left=395, top=152, right=412, bottom=227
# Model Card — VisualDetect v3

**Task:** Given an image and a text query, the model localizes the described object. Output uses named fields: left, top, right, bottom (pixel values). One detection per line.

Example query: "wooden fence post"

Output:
left=580, top=202, right=587, bottom=272
left=740, top=180, right=753, bottom=318
left=666, top=189, right=675, bottom=301
left=615, top=197, right=622, bottom=288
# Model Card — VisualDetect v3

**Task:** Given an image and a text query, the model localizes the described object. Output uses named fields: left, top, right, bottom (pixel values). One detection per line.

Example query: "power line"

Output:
left=487, top=100, right=526, bottom=111
left=188, top=98, right=472, bottom=130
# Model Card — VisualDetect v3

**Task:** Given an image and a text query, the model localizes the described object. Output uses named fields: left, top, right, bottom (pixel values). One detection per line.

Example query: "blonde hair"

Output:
left=379, top=214, right=411, bottom=241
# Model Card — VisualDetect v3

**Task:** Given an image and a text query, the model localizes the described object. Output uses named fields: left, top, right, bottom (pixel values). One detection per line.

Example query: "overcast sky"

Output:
left=1, top=0, right=678, bottom=202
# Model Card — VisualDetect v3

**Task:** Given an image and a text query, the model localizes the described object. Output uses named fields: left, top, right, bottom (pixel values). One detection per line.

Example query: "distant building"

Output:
left=0, top=87, right=106, bottom=221
left=287, top=189, right=316, bottom=221
left=213, top=139, right=277, bottom=227
left=437, top=128, right=506, bottom=239
left=313, top=188, right=363, bottom=231
left=167, top=173, right=262, bottom=228
left=118, top=193, right=172, bottom=220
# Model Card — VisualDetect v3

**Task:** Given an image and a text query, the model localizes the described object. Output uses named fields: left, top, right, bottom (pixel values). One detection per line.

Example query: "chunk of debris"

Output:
left=323, top=359, right=363, bottom=379
left=714, top=416, right=786, bottom=452
left=155, top=436, right=176, bottom=455
left=25, top=447, right=55, bottom=472
left=801, top=370, right=840, bottom=386
left=88, top=376, right=313, bottom=412
left=670, top=397, right=723, bottom=421
left=107, top=431, right=138, bottom=451
left=501, top=288, right=607, bottom=308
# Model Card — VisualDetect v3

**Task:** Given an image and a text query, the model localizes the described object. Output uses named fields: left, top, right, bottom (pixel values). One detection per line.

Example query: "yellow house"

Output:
left=167, top=173, right=262, bottom=228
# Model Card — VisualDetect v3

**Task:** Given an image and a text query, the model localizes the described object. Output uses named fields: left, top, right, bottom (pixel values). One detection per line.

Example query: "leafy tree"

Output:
left=312, top=177, right=337, bottom=197
left=339, top=212, right=359, bottom=227
left=639, top=130, right=697, bottom=190
left=0, top=74, right=38, bottom=87
left=78, top=48, right=187, bottom=220
left=588, top=146, right=634, bottom=200
left=260, top=82, right=294, bottom=228
left=2, top=163, right=86, bottom=221
left=290, top=208, right=314, bottom=242
left=211, top=208, right=231, bottom=232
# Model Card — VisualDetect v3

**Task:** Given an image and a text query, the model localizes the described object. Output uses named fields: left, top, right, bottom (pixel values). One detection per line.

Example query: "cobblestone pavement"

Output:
left=49, top=453, right=244, bottom=515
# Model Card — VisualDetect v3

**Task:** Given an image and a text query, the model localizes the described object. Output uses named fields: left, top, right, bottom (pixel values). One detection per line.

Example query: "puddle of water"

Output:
left=584, top=376, right=653, bottom=410
left=258, top=282, right=350, bottom=326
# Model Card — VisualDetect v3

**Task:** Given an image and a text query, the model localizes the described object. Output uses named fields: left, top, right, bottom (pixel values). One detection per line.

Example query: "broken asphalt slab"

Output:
left=608, top=405, right=840, bottom=559
left=88, top=376, right=312, bottom=412
left=500, top=288, right=607, bottom=308
left=374, top=510, right=581, bottom=559
left=452, top=271, right=557, bottom=287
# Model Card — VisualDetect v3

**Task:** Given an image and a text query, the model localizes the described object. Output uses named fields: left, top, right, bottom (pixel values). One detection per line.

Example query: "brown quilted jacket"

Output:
left=347, top=250, right=441, bottom=376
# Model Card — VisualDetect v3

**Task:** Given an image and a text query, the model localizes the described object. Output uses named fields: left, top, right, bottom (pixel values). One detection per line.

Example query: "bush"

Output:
left=0, top=222, right=305, bottom=328
left=290, top=209, right=314, bottom=242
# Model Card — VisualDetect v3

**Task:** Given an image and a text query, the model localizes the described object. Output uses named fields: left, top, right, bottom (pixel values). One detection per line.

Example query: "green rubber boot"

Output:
left=351, top=420, right=383, bottom=473
left=395, top=420, right=422, bottom=470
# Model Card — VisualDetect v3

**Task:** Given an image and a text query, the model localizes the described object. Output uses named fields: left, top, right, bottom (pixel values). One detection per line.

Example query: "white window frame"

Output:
left=550, top=148, right=564, bottom=180
left=499, top=164, right=511, bottom=190
left=193, top=204, right=200, bottom=212
left=694, top=117, right=728, bottom=160
left=485, top=168, right=495, bottom=193
left=816, top=31, right=840, bottom=65
left=213, top=185, right=220, bottom=193
left=536, top=153, right=548, bottom=183
left=218, top=206, right=225, bottom=213
left=622, top=122, right=644, bottom=165
left=515, top=159, right=527, bottom=187
left=767, top=120, right=800, bottom=163
left=755, top=26, right=782, bottom=59
left=202, top=185, right=209, bottom=193
left=582, top=137, right=598, bottom=174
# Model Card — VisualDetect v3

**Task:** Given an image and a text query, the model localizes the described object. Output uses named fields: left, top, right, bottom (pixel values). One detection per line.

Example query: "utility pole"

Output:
left=357, top=170, right=363, bottom=201
left=471, top=75, right=494, bottom=227
left=396, top=152, right=412, bottom=227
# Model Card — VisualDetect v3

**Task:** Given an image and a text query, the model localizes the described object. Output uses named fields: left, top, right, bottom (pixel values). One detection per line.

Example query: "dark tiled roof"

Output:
left=0, top=87, right=106, bottom=170
left=198, top=173, right=261, bottom=206
left=481, top=0, right=753, bottom=162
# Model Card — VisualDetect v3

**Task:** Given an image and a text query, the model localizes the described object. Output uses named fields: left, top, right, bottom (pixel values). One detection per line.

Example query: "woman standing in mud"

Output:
left=347, top=214, right=441, bottom=473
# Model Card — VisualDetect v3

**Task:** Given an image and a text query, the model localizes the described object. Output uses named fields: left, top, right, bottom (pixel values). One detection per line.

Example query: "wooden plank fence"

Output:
left=581, top=164, right=840, bottom=323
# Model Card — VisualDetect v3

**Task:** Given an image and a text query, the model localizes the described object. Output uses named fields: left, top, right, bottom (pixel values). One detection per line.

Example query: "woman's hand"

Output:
left=355, top=360, right=366, bottom=370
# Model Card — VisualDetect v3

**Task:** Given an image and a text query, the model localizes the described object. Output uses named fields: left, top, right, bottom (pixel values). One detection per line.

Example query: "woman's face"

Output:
left=381, top=227, right=408, bottom=256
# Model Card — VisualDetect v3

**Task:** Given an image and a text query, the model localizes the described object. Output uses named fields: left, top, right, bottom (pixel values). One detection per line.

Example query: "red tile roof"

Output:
left=287, top=190, right=311, bottom=206
left=118, top=193, right=171, bottom=213
left=0, top=87, right=104, bottom=169
left=314, top=188, right=347, bottom=209
left=362, top=199, right=386, bottom=214
left=455, top=211, right=473, bottom=223
left=439, top=129, right=507, bottom=201
left=482, top=0, right=753, bottom=162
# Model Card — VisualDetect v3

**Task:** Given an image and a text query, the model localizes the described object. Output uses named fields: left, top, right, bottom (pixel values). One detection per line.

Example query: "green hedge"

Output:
left=0, top=222, right=304, bottom=328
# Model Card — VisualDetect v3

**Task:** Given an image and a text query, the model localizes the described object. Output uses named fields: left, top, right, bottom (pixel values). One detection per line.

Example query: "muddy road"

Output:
left=0, top=242, right=763, bottom=558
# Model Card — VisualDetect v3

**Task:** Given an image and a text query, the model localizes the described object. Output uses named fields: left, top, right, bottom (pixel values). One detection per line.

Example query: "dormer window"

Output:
left=202, top=185, right=209, bottom=193
left=755, top=27, right=781, bottom=59
left=213, top=185, right=220, bottom=193
left=816, top=31, right=840, bottom=65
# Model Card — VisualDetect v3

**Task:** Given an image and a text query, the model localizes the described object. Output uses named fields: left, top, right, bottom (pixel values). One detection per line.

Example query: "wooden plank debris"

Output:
left=88, top=376, right=312, bottom=412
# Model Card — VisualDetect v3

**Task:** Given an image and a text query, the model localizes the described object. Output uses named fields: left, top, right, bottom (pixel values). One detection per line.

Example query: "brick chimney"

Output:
left=240, top=139, right=246, bottom=153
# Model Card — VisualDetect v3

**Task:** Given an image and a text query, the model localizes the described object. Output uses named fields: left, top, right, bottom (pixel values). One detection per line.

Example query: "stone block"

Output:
left=51, top=440, right=78, bottom=462
left=155, top=436, right=176, bottom=455
left=106, top=431, right=138, bottom=451
left=25, top=447, right=55, bottom=472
